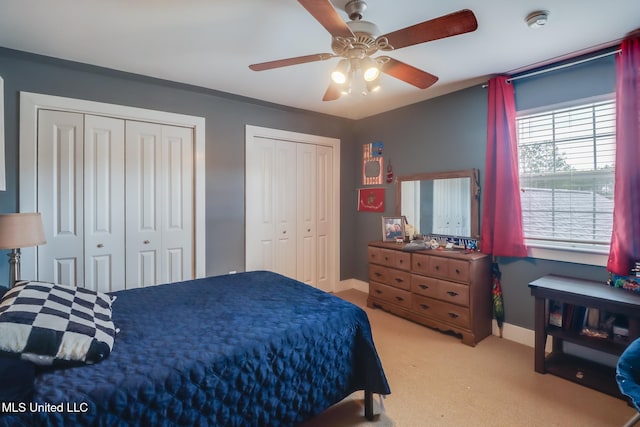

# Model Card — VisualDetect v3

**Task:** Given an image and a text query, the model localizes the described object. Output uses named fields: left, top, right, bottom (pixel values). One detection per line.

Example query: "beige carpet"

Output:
left=300, top=289, right=637, bottom=427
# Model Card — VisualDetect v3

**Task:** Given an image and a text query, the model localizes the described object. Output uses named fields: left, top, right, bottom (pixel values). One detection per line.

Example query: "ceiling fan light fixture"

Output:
left=365, top=78, right=381, bottom=93
left=361, top=57, right=380, bottom=82
left=331, top=59, right=350, bottom=84
left=340, top=80, right=352, bottom=95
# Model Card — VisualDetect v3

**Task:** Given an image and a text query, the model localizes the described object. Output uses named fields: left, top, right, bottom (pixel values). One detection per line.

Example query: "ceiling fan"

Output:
left=249, top=0, right=478, bottom=101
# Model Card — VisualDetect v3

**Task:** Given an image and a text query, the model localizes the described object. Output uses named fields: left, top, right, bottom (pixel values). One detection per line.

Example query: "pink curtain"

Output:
left=608, top=31, right=640, bottom=276
left=481, top=76, right=528, bottom=257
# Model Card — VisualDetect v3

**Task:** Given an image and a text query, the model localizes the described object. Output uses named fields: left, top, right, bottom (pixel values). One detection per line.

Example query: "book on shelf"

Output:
left=547, top=302, right=630, bottom=342
left=548, top=300, right=564, bottom=327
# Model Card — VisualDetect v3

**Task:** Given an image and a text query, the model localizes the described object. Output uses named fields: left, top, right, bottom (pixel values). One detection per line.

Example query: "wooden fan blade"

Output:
left=322, top=82, right=341, bottom=101
left=380, top=9, right=478, bottom=50
left=298, top=0, right=354, bottom=39
left=380, top=58, right=438, bottom=89
left=249, top=53, right=333, bottom=71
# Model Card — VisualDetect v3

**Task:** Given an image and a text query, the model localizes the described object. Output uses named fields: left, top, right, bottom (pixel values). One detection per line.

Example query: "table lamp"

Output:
left=0, top=212, right=46, bottom=287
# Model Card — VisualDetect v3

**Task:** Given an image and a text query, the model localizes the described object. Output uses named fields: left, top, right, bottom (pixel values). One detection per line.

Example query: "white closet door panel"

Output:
left=274, top=141, right=297, bottom=278
left=296, top=144, right=316, bottom=286
left=315, top=145, right=333, bottom=292
left=246, top=138, right=298, bottom=277
left=55, top=259, right=78, bottom=286
left=165, top=248, right=184, bottom=283
left=84, top=115, right=125, bottom=292
left=245, top=137, right=276, bottom=272
left=245, top=140, right=270, bottom=270
left=125, top=121, right=162, bottom=288
left=161, top=125, right=194, bottom=283
left=136, top=251, right=157, bottom=287
left=37, top=110, right=84, bottom=285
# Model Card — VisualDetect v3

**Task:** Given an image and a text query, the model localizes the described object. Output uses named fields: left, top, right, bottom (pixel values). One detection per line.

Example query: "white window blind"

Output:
left=517, top=100, right=616, bottom=248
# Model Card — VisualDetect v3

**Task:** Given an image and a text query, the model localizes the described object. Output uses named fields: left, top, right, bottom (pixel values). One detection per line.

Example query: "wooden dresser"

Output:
left=367, top=241, right=493, bottom=346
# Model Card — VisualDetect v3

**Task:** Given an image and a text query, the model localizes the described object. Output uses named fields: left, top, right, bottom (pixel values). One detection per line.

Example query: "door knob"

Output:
left=97, top=243, right=104, bottom=248
left=143, top=240, right=150, bottom=244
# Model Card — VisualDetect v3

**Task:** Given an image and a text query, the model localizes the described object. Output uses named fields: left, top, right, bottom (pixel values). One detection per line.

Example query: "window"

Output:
left=517, top=99, right=616, bottom=255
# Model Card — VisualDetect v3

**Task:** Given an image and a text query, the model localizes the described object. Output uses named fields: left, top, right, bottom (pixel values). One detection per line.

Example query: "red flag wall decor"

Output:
left=358, top=188, right=385, bottom=212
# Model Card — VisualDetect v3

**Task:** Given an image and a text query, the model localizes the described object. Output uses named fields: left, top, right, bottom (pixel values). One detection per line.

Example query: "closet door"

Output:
left=245, top=138, right=297, bottom=277
left=245, top=126, right=338, bottom=291
left=125, top=122, right=194, bottom=287
left=125, top=121, right=163, bottom=288
left=296, top=143, right=317, bottom=287
left=83, top=115, right=126, bottom=292
left=315, top=145, right=333, bottom=292
left=161, top=125, right=194, bottom=283
left=37, top=110, right=85, bottom=286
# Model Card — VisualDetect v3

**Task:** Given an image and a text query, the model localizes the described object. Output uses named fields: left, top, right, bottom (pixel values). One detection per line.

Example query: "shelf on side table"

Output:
left=544, top=351, right=621, bottom=398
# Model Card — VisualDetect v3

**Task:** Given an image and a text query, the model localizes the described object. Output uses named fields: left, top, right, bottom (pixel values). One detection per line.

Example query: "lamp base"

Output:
left=7, top=248, right=20, bottom=287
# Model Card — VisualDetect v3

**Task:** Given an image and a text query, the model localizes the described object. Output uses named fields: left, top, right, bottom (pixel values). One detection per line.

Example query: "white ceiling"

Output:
left=1, top=0, right=638, bottom=120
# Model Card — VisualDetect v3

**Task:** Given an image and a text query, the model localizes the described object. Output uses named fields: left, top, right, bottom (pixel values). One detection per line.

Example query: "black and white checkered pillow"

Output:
left=0, top=281, right=117, bottom=366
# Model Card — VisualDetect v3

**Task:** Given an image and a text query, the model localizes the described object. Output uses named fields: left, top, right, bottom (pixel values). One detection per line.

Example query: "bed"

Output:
left=0, top=271, right=390, bottom=426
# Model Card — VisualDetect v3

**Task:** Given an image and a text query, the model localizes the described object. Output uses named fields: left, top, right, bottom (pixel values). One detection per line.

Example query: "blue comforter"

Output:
left=1, top=271, right=390, bottom=426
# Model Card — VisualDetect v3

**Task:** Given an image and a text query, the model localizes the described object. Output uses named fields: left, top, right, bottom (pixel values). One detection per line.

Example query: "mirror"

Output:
left=396, top=169, right=480, bottom=239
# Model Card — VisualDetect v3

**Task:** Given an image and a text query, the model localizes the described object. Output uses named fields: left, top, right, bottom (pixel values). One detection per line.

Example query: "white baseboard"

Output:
left=340, top=279, right=548, bottom=350
left=336, top=278, right=369, bottom=294
left=492, top=320, right=550, bottom=351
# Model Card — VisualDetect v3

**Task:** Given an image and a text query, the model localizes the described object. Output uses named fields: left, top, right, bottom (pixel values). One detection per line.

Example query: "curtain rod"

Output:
left=507, top=49, right=621, bottom=82
left=482, top=48, right=621, bottom=87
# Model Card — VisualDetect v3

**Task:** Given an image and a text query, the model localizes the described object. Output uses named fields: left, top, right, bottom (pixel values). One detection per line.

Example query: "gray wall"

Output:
left=0, top=47, right=617, bottom=330
left=0, top=47, right=356, bottom=282
left=350, top=53, right=617, bottom=329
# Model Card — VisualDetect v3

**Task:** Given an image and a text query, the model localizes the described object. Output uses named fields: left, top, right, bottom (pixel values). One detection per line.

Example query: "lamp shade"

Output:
left=0, top=212, right=47, bottom=249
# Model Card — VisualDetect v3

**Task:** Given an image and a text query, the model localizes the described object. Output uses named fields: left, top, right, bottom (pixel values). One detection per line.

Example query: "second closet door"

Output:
left=125, top=121, right=194, bottom=288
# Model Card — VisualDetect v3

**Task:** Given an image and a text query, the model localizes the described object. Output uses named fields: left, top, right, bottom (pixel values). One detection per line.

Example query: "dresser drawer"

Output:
left=448, top=259, right=470, bottom=282
left=411, top=253, right=431, bottom=275
left=411, top=274, right=438, bottom=298
left=428, top=256, right=471, bottom=283
left=370, top=281, right=412, bottom=309
left=368, top=246, right=410, bottom=270
left=412, top=294, right=470, bottom=328
left=369, top=265, right=411, bottom=290
left=428, top=256, right=448, bottom=277
left=437, top=280, right=469, bottom=307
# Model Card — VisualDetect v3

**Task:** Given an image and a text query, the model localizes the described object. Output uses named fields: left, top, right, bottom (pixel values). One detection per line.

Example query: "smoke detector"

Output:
left=526, top=10, right=549, bottom=28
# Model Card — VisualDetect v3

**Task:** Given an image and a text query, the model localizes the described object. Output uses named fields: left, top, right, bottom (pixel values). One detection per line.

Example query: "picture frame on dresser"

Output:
left=382, top=216, right=404, bottom=242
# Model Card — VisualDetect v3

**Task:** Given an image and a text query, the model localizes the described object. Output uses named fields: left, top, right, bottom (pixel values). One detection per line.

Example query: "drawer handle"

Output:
left=384, top=256, right=389, bottom=261
left=446, top=291, right=459, bottom=297
left=374, top=272, right=382, bottom=277
left=419, top=284, right=429, bottom=290
left=455, top=268, right=461, bottom=274
left=395, top=296, right=404, bottom=302
left=434, top=265, right=440, bottom=270
left=417, top=262, right=422, bottom=267
left=419, top=303, right=430, bottom=310
left=394, top=278, right=404, bottom=283
left=399, top=259, right=404, bottom=264
left=448, top=312, right=460, bottom=319
left=375, top=289, right=383, bottom=294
